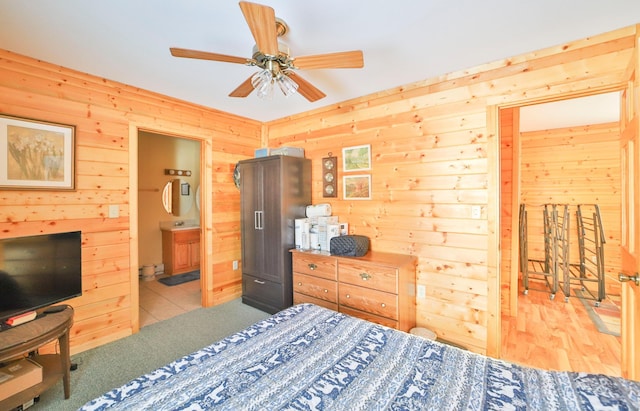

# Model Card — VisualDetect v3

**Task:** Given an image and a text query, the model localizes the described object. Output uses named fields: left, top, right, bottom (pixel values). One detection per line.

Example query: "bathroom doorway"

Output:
left=137, top=130, right=203, bottom=327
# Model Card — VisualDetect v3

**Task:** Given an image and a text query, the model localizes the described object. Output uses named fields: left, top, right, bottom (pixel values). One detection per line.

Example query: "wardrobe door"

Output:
left=260, top=157, right=284, bottom=283
left=240, top=161, right=264, bottom=278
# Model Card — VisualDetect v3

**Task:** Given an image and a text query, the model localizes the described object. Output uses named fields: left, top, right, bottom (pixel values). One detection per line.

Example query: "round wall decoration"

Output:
left=233, top=162, right=241, bottom=189
left=322, top=153, right=337, bottom=197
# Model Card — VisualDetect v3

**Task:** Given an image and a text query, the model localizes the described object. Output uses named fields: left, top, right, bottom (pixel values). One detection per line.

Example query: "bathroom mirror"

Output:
left=162, top=179, right=193, bottom=216
left=162, top=181, right=172, bottom=214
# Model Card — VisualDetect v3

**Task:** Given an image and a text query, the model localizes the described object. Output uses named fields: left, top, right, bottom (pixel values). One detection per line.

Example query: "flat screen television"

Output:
left=0, top=231, right=82, bottom=323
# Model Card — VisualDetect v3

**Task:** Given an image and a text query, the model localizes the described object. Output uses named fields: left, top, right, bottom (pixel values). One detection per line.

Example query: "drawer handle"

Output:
left=360, top=272, right=372, bottom=281
left=308, top=263, right=317, bottom=270
left=298, top=282, right=302, bottom=286
left=381, top=303, right=386, bottom=308
left=345, top=294, right=350, bottom=298
left=254, top=279, right=266, bottom=285
left=323, top=289, right=328, bottom=293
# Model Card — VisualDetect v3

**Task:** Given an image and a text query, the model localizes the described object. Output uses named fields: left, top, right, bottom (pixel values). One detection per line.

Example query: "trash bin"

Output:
left=410, top=327, right=437, bottom=340
left=437, top=338, right=467, bottom=350
left=141, top=265, right=155, bottom=281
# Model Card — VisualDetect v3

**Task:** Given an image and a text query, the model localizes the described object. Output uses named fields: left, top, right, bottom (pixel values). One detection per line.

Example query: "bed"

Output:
left=80, top=303, right=640, bottom=410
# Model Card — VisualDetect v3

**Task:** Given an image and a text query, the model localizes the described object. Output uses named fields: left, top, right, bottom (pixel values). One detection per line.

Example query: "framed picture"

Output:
left=343, top=174, right=371, bottom=200
left=0, top=114, right=75, bottom=190
left=342, top=144, right=371, bottom=172
left=181, top=182, right=190, bottom=196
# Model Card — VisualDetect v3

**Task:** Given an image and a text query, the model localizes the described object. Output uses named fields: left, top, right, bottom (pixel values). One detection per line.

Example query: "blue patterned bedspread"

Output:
left=80, top=303, right=640, bottom=410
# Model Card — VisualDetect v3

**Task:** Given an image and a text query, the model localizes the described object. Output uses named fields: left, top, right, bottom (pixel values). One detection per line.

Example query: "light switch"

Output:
left=471, top=206, right=481, bottom=219
left=108, top=204, right=119, bottom=218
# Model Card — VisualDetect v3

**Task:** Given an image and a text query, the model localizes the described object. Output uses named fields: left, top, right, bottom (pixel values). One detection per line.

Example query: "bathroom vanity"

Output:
left=161, top=226, right=200, bottom=275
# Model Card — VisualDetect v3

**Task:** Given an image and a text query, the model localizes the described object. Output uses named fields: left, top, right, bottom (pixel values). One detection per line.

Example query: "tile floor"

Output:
left=138, top=274, right=202, bottom=328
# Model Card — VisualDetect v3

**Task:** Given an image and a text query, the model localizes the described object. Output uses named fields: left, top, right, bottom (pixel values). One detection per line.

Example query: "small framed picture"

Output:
left=181, top=182, right=190, bottom=196
left=342, top=144, right=371, bottom=172
left=0, top=114, right=75, bottom=190
left=343, top=175, right=371, bottom=200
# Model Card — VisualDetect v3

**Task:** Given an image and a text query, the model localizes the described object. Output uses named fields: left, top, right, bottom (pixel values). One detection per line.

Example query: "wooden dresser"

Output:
left=291, top=249, right=417, bottom=332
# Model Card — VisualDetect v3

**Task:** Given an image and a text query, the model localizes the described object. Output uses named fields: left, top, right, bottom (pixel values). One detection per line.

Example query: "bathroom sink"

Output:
left=160, top=221, right=200, bottom=231
left=164, top=225, right=200, bottom=231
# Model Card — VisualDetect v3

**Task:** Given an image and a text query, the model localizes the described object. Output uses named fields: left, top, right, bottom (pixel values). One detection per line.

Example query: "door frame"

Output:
left=128, top=122, right=213, bottom=332
left=618, top=40, right=640, bottom=379
left=490, top=86, right=628, bottom=361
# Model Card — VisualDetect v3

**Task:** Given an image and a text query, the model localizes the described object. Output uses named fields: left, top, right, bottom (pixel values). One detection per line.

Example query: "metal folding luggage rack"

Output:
left=518, top=203, right=606, bottom=305
left=519, top=204, right=559, bottom=299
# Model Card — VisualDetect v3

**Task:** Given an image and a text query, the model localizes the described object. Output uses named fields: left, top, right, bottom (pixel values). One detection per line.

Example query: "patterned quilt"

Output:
left=80, top=303, right=640, bottom=410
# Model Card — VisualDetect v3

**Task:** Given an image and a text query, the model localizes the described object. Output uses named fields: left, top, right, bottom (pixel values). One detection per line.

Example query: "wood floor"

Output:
left=501, top=284, right=621, bottom=377
left=139, top=275, right=201, bottom=328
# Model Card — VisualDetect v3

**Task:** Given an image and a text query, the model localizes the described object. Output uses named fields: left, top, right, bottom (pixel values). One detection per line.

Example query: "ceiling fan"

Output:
left=170, top=1, right=364, bottom=102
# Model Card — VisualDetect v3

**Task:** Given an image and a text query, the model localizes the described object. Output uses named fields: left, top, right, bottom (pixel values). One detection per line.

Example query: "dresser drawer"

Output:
left=338, top=261, right=397, bottom=294
left=242, top=275, right=285, bottom=308
left=294, top=292, right=338, bottom=311
left=290, top=249, right=416, bottom=332
left=293, top=253, right=337, bottom=281
left=293, top=272, right=337, bottom=304
left=338, top=283, right=398, bottom=321
left=340, top=306, right=398, bottom=329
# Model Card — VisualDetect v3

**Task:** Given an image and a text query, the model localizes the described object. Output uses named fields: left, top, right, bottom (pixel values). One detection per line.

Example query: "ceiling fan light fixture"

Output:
left=257, top=83, right=274, bottom=99
left=276, top=73, right=298, bottom=97
left=250, top=69, right=273, bottom=99
left=171, top=2, right=364, bottom=103
left=250, top=61, right=298, bottom=99
left=251, top=68, right=271, bottom=87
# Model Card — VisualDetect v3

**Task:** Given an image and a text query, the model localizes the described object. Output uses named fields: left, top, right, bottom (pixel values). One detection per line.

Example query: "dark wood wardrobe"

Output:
left=239, top=155, right=311, bottom=313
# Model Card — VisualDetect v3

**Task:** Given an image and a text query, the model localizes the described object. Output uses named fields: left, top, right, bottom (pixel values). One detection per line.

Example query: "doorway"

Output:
left=500, top=92, right=622, bottom=376
left=137, top=131, right=203, bottom=327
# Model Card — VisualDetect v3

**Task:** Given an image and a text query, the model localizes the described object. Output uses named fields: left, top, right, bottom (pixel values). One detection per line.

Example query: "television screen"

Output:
left=0, top=231, right=82, bottom=323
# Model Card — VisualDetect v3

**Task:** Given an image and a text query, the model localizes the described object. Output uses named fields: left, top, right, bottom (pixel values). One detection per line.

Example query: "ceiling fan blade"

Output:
left=170, top=47, right=249, bottom=65
left=239, top=1, right=279, bottom=56
left=287, top=72, right=326, bottom=102
left=229, top=75, right=255, bottom=98
left=294, top=51, right=364, bottom=70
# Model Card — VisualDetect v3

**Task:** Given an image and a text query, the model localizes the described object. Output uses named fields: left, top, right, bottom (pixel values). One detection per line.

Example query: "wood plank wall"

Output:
left=519, top=122, right=622, bottom=297
left=499, top=115, right=622, bottom=314
left=267, top=25, right=636, bottom=354
left=0, top=49, right=261, bottom=354
left=0, top=23, right=636, bottom=356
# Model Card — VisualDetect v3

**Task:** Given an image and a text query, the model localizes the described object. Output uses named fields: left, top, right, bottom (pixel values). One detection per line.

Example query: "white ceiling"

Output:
left=520, top=92, right=621, bottom=132
left=1, top=1, right=639, bottom=122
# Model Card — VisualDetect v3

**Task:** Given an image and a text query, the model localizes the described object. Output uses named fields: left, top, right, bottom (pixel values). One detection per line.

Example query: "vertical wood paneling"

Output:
left=500, top=108, right=515, bottom=316
left=500, top=107, right=521, bottom=317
